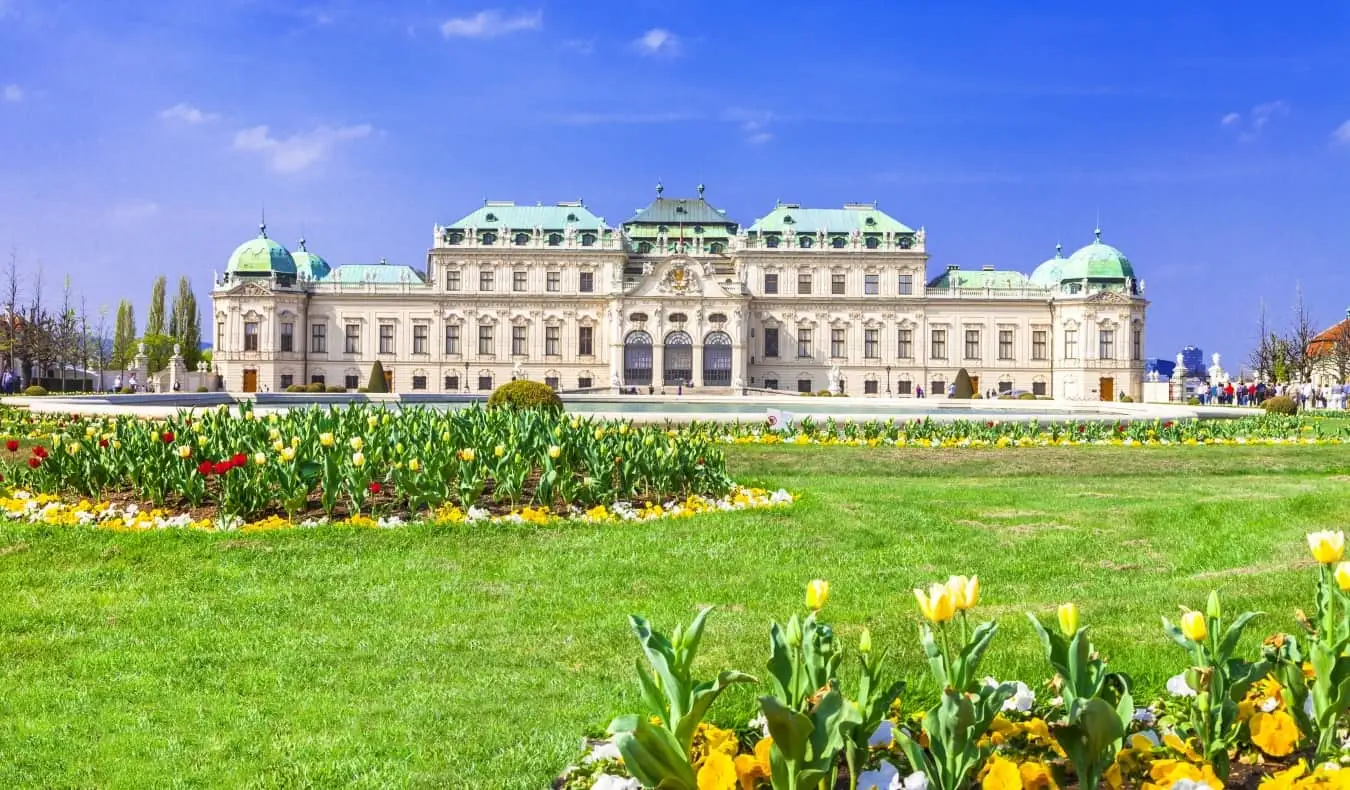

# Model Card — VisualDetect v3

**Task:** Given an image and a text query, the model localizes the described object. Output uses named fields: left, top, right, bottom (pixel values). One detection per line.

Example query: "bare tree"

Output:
left=93, top=304, right=110, bottom=391
left=0, top=248, right=21, bottom=381
left=1287, top=282, right=1318, bottom=383
left=1248, top=298, right=1273, bottom=382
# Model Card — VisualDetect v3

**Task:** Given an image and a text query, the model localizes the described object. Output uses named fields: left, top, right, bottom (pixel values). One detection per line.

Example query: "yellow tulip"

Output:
left=280, top=446, right=296, bottom=462
left=352, top=451, right=366, bottom=468
left=946, top=575, right=979, bottom=611
left=252, top=452, right=267, bottom=466
left=408, top=458, right=421, bottom=472
left=1180, top=610, right=1208, bottom=642
left=494, top=444, right=505, bottom=458
left=176, top=445, right=193, bottom=459
left=1337, top=563, right=1350, bottom=592
left=1309, top=531, right=1346, bottom=564
left=319, top=432, right=334, bottom=447
left=859, top=628, right=872, bottom=655
left=1057, top=603, right=1079, bottom=636
left=915, top=582, right=956, bottom=623
left=350, top=436, right=364, bottom=451
left=548, top=445, right=561, bottom=459
left=273, top=440, right=285, bottom=453
left=805, top=579, right=830, bottom=610
left=459, top=448, right=476, bottom=462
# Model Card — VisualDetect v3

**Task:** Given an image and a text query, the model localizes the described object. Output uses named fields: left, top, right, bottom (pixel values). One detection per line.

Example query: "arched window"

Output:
left=865, top=236, right=880, bottom=250
left=703, top=330, right=733, bottom=387
left=581, top=233, right=596, bottom=247
left=480, top=231, right=497, bottom=245
left=447, top=231, right=464, bottom=245
left=663, top=331, right=693, bottom=386
left=547, top=233, right=562, bottom=246
left=765, top=236, right=780, bottom=249
left=831, top=236, right=846, bottom=249
left=898, top=236, right=912, bottom=250
left=708, top=241, right=724, bottom=254
left=623, top=331, right=653, bottom=386
left=513, top=232, right=529, bottom=246
left=629, top=312, right=649, bottom=323
left=799, top=236, right=814, bottom=248
left=637, top=241, right=652, bottom=254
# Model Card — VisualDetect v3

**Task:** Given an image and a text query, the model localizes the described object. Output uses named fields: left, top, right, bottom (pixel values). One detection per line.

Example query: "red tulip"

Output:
left=4, top=440, right=17, bottom=452
left=231, top=453, right=247, bottom=467
left=32, top=446, right=47, bottom=459
left=368, top=482, right=382, bottom=495
left=212, top=461, right=231, bottom=475
left=99, top=438, right=109, bottom=448
left=197, top=460, right=213, bottom=476
left=162, top=431, right=175, bottom=444
left=27, top=457, right=40, bottom=469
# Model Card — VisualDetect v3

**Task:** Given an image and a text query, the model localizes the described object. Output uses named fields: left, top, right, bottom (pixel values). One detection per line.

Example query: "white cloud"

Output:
left=724, top=108, right=774, bottom=145
left=441, top=9, right=542, bottom=38
left=159, top=103, right=219, bottom=125
left=634, top=28, right=680, bottom=57
left=108, top=201, right=160, bottom=224
left=1221, top=100, right=1289, bottom=139
left=3, top=84, right=23, bottom=103
left=232, top=123, right=373, bottom=174
left=1333, top=121, right=1350, bottom=146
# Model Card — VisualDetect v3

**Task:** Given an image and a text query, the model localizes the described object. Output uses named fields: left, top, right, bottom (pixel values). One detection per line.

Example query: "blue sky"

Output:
left=3, top=0, right=1350, bottom=366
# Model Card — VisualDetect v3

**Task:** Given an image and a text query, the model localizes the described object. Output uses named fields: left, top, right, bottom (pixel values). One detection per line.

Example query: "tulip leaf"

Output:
left=760, top=694, right=813, bottom=762
left=1161, top=617, right=1195, bottom=651
left=608, top=714, right=697, bottom=790
left=675, top=670, right=757, bottom=753
left=1218, top=610, right=1262, bottom=661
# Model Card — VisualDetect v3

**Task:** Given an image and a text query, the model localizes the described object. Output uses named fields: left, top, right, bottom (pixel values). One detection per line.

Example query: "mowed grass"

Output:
left=2, top=446, right=1350, bottom=788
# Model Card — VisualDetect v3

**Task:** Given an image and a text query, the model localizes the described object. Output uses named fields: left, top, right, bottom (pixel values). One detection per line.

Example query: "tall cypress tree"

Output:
left=146, top=276, right=166, bottom=337
left=111, top=300, right=137, bottom=372
left=168, top=276, right=200, bottom=368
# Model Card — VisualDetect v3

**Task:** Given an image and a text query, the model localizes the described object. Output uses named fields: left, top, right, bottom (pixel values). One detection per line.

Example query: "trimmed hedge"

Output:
left=22, top=385, right=48, bottom=397
left=367, top=361, right=389, bottom=394
left=487, top=379, right=563, bottom=411
left=1262, top=395, right=1298, bottom=415
left=1018, top=392, right=1037, bottom=400
left=953, top=369, right=974, bottom=399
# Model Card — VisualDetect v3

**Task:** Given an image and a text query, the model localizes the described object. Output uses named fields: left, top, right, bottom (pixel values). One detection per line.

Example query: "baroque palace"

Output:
left=212, top=185, right=1148, bottom=400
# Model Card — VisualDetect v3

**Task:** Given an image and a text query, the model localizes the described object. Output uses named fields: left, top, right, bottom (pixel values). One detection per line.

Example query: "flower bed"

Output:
left=701, top=414, right=1350, bottom=448
left=0, top=404, right=754, bottom=525
left=563, top=532, right=1350, bottom=790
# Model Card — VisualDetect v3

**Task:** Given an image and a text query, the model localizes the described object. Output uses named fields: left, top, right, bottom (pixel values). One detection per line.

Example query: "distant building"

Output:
left=1145, top=358, right=1176, bottom=380
left=1180, top=346, right=1204, bottom=376
left=1309, top=309, right=1350, bottom=386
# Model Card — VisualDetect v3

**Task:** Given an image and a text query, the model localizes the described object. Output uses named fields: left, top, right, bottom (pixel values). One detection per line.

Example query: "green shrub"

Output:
left=971, top=392, right=983, bottom=399
left=305, top=382, right=325, bottom=394
left=119, top=387, right=133, bottom=395
left=195, top=386, right=208, bottom=393
left=286, top=384, right=305, bottom=393
left=326, top=385, right=346, bottom=394
left=953, top=369, right=974, bottom=399
left=367, top=361, right=389, bottom=394
left=1186, top=397, right=1201, bottom=406
left=1018, top=392, right=1037, bottom=400
left=1262, top=395, right=1298, bottom=415
left=1120, top=394, right=1135, bottom=403
left=998, top=394, right=1014, bottom=400
left=816, top=389, right=833, bottom=397
left=487, top=379, right=563, bottom=411
left=22, top=385, right=47, bottom=397
left=357, top=387, right=369, bottom=393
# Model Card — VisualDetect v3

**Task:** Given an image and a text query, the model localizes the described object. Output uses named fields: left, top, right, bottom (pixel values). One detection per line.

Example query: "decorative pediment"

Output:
left=239, top=282, right=272, bottom=297
left=1086, top=290, right=1132, bottom=305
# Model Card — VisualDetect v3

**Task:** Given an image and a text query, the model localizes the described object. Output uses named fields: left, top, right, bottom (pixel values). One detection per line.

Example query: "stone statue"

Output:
left=1175, top=352, right=1186, bottom=377
left=914, top=227, right=926, bottom=246
left=564, top=224, right=576, bottom=243
left=610, top=372, right=621, bottom=388
left=733, top=375, right=744, bottom=390
left=1208, top=353, right=1228, bottom=384
left=137, top=342, right=146, bottom=356
left=827, top=364, right=842, bottom=393
left=513, top=361, right=525, bottom=380
left=172, top=343, right=182, bottom=357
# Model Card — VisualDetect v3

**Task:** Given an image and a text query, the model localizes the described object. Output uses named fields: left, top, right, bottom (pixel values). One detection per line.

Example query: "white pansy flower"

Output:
left=747, top=713, right=769, bottom=737
left=583, top=740, right=622, bottom=764
left=857, top=759, right=898, bottom=790
left=984, top=677, right=1035, bottom=712
left=1132, top=707, right=1157, bottom=727
left=591, top=775, right=641, bottom=790
left=1260, top=695, right=1280, bottom=713
left=1166, top=672, right=1196, bottom=697
left=868, top=720, right=895, bottom=748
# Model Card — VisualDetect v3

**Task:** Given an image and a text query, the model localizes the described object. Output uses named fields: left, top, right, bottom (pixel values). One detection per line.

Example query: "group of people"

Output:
left=1195, top=380, right=1269, bottom=406
left=1196, top=380, right=1350, bottom=410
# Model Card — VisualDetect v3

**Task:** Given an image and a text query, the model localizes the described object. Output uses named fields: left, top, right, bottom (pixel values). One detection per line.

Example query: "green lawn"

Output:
left=2, top=446, right=1350, bottom=788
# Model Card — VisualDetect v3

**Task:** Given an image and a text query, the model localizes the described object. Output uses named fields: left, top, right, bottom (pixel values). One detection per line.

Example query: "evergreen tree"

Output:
left=168, top=276, right=200, bottom=368
left=143, top=275, right=171, bottom=372
left=367, top=360, right=389, bottom=393
left=146, top=276, right=166, bottom=337
left=953, top=368, right=974, bottom=399
left=111, top=299, right=136, bottom=371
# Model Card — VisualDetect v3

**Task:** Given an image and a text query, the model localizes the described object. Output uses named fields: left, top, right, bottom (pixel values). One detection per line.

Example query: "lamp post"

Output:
left=885, top=365, right=892, bottom=396
left=464, top=361, right=470, bottom=394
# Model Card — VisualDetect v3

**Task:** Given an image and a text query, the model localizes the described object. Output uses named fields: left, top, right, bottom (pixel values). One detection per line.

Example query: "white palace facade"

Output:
left=212, top=186, right=1148, bottom=400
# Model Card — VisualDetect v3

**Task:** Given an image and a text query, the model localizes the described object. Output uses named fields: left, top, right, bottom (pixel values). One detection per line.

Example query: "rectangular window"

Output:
left=545, top=325, right=559, bottom=356
left=897, top=379, right=912, bottom=396
left=797, top=378, right=812, bottom=394
left=999, top=380, right=1014, bottom=394
left=1032, top=381, right=1047, bottom=396
left=797, top=271, right=812, bottom=295
left=511, top=325, right=527, bottom=356
left=831, top=273, right=846, bottom=295
left=279, top=322, right=294, bottom=353
left=444, top=324, right=460, bottom=355
left=344, top=324, right=360, bottom=354
left=864, top=379, right=879, bottom=394
left=1099, top=329, right=1115, bottom=360
left=577, top=375, right=593, bottom=389
left=412, top=375, right=427, bottom=390
left=479, top=270, right=494, bottom=291
left=446, top=269, right=461, bottom=291
left=1132, top=328, right=1142, bottom=361
left=310, top=374, right=325, bottom=386
left=478, top=375, right=493, bottom=391
left=864, top=328, right=879, bottom=358
left=444, top=374, right=459, bottom=391
left=344, top=374, right=359, bottom=390
left=546, top=271, right=560, bottom=292
left=864, top=274, right=879, bottom=295
left=578, top=326, right=594, bottom=356
left=1064, top=329, right=1078, bottom=359
left=897, top=328, right=913, bottom=359
left=279, top=374, right=293, bottom=389
left=243, top=321, right=259, bottom=352
left=379, top=323, right=395, bottom=354
left=1032, top=330, right=1047, bottom=360
left=310, top=323, right=327, bottom=353
left=764, top=378, right=779, bottom=390
left=964, top=329, right=981, bottom=359
left=898, top=274, right=913, bottom=295
left=931, top=379, right=946, bottom=395
left=931, top=329, right=947, bottom=359
left=578, top=271, right=594, bottom=292
left=764, top=327, right=779, bottom=358
left=513, top=270, right=527, bottom=292
left=998, top=329, right=1013, bottom=360
left=831, top=328, right=846, bottom=358
left=764, top=273, right=779, bottom=294
left=217, top=320, right=224, bottom=349
left=544, top=376, right=560, bottom=389
left=412, top=324, right=428, bottom=354
left=797, top=328, right=812, bottom=358
left=478, top=324, right=494, bottom=356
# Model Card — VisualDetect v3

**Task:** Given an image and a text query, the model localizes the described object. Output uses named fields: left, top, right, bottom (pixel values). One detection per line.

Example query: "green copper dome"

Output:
left=1060, top=229, right=1134, bottom=282
left=291, top=238, right=331, bottom=281
left=226, top=224, right=297, bottom=277
left=1029, top=244, right=1066, bottom=286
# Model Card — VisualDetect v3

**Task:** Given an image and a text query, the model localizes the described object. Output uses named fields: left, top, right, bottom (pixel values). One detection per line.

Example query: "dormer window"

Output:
left=548, top=233, right=562, bottom=246
left=864, top=217, right=876, bottom=226
left=581, top=233, right=596, bottom=247
left=485, top=212, right=497, bottom=222
left=799, top=236, right=814, bottom=248
left=448, top=231, right=464, bottom=245
left=637, top=241, right=652, bottom=254
left=675, top=206, right=686, bottom=214
left=567, top=213, right=578, bottom=222
left=783, top=215, right=794, bottom=224
left=709, top=242, right=724, bottom=254
left=765, top=235, right=780, bottom=249
left=513, top=232, right=529, bottom=246
left=899, top=236, right=913, bottom=250
left=865, top=236, right=880, bottom=249
left=480, top=232, right=497, bottom=245
left=831, top=237, right=846, bottom=249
